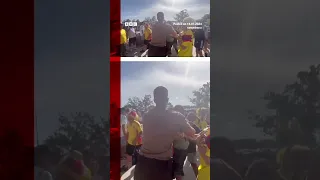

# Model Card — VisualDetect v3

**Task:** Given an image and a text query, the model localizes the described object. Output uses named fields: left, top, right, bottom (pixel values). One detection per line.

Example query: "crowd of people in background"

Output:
left=120, top=86, right=211, bottom=180
left=119, top=86, right=320, bottom=180
left=33, top=85, right=320, bottom=180
left=34, top=146, right=108, bottom=180
left=119, top=12, right=210, bottom=57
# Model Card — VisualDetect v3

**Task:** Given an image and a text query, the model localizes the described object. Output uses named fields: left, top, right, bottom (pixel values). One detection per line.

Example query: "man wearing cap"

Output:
left=148, top=12, right=178, bottom=57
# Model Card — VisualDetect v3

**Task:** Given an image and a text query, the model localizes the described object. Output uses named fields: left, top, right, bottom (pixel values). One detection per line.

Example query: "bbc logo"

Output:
left=124, top=22, right=138, bottom=27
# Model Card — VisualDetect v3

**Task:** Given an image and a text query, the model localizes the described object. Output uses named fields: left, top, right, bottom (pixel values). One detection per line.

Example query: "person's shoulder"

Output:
left=167, top=110, right=185, bottom=119
left=165, top=23, right=174, bottom=29
left=132, top=120, right=141, bottom=126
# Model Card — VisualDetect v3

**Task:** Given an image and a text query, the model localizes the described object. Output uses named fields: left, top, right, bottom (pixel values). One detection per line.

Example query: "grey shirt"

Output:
left=150, top=22, right=176, bottom=47
left=140, top=109, right=192, bottom=160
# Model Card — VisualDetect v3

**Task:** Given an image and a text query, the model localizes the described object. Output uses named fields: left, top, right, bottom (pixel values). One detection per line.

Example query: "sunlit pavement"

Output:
left=121, top=157, right=198, bottom=180
left=126, top=45, right=210, bottom=57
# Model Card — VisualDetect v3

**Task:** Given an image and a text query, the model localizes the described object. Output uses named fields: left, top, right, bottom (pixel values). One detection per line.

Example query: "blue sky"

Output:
left=121, top=61, right=210, bottom=107
left=121, top=0, right=210, bottom=21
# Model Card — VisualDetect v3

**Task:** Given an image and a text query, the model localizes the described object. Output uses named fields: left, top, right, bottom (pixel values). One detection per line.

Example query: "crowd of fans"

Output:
left=119, top=86, right=320, bottom=180
left=120, top=86, right=211, bottom=180
left=34, top=146, right=108, bottom=180
left=33, top=86, right=320, bottom=180
left=119, top=12, right=210, bottom=57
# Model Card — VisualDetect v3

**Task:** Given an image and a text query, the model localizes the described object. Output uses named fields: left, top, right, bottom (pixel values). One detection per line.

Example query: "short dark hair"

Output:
left=153, top=86, right=168, bottom=107
left=153, top=86, right=168, bottom=98
left=174, top=105, right=185, bottom=114
left=157, top=12, right=164, bottom=20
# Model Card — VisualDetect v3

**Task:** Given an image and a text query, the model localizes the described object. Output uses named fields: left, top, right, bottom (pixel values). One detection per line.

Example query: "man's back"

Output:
left=140, top=108, right=188, bottom=160
left=151, top=22, right=175, bottom=47
left=128, top=28, right=136, bottom=38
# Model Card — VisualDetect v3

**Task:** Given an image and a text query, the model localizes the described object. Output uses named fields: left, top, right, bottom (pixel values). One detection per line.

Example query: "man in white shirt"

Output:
left=128, top=27, right=137, bottom=50
left=140, top=23, right=145, bottom=41
left=121, top=108, right=128, bottom=158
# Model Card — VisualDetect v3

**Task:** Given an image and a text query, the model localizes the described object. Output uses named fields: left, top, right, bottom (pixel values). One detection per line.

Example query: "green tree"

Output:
left=189, top=82, right=210, bottom=108
left=151, top=16, right=157, bottom=22
left=144, top=17, right=151, bottom=22
left=174, top=9, right=189, bottom=22
left=250, top=64, right=320, bottom=146
left=44, top=112, right=108, bottom=156
left=124, top=95, right=176, bottom=113
left=125, top=95, right=154, bottom=114
left=200, top=14, right=210, bottom=25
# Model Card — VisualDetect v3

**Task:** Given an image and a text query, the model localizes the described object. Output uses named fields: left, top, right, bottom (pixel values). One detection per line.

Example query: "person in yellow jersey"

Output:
left=178, top=17, right=195, bottom=57
left=125, top=111, right=143, bottom=169
left=196, top=132, right=210, bottom=180
left=195, top=108, right=209, bottom=130
left=200, top=109, right=209, bottom=130
left=195, top=108, right=202, bottom=127
left=141, top=23, right=152, bottom=53
left=120, top=22, right=128, bottom=57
